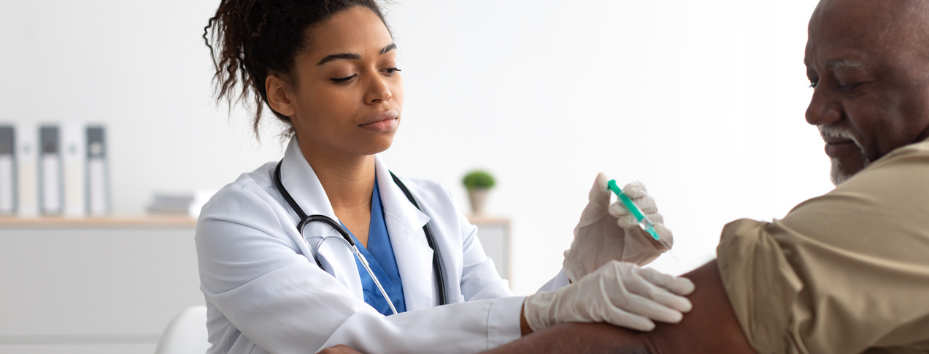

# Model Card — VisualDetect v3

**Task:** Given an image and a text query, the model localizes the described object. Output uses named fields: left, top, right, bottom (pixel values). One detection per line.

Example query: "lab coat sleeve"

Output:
left=454, top=212, right=526, bottom=347
left=536, top=269, right=571, bottom=292
left=197, top=181, right=525, bottom=354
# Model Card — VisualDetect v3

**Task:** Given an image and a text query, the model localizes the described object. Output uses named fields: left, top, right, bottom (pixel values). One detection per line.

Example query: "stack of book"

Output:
left=146, top=193, right=195, bottom=214
left=146, top=190, right=217, bottom=218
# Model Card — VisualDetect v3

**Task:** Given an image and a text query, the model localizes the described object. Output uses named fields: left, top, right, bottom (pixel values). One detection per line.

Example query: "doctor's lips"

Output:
left=359, top=110, right=399, bottom=132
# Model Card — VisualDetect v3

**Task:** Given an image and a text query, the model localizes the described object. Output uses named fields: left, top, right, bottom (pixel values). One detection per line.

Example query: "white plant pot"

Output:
left=468, top=188, right=490, bottom=215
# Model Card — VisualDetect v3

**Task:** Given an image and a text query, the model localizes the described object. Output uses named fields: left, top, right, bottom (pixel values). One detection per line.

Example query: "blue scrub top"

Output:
left=341, top=178, right=407, bottom=316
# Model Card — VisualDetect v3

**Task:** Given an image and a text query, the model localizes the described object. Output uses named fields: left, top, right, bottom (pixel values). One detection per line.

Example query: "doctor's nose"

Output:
left=364, top=75, right=392, bottom=104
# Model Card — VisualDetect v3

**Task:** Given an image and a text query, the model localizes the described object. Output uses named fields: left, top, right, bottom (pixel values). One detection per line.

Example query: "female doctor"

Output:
left=197, top=1, right=695, bottom=353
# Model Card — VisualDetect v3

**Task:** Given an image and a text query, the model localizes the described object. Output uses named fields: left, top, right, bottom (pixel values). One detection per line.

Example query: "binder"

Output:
left=86, top=126, right=109, bottom=216
left=0, top=126, right=15, bottom=216
left=15, top=122, right=38, bottom=217
left=62, top=123, right=86, bottom=217
left=39, top=126, right=63, bottom=215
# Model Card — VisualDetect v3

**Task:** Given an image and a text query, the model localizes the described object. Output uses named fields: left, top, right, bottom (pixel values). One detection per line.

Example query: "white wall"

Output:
left=0, top=0, right=828, bottom=294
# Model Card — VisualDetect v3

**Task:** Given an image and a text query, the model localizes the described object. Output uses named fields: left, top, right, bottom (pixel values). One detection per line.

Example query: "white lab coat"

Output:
left=196, top=139, right=570, bottom=354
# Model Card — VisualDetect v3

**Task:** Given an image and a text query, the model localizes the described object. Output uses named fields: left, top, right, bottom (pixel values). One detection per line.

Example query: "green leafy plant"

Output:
left=462, top=170, right=496, bottom=190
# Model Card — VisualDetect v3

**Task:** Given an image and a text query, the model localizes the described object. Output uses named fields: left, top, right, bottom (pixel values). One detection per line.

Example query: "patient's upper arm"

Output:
left=643, top=260, right=755, bottom=353
left=482, top=260, right=756, bottom=354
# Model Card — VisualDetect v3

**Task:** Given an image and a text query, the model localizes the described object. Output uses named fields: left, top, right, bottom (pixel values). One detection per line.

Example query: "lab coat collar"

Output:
left=374, top=158, right=438, bottom=310
left=279, top=138, right=339, bottom=225
left=373, top=158, right=430, bottom=231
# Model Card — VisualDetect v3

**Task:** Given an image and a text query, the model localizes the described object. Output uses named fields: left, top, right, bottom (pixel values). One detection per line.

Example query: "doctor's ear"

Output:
left=266, top=74, right=297, bottom=117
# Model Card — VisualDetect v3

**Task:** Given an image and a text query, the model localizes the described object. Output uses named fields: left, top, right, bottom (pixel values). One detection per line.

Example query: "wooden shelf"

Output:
left=466, top=215, right=511, bottom=225
left=0, top=215, right=197, bottom=228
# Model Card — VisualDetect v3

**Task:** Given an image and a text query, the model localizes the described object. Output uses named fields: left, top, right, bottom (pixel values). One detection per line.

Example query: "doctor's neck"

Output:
left=302, top=141, right=378, bottom=246
left=302, top=142, right=377, bottom=212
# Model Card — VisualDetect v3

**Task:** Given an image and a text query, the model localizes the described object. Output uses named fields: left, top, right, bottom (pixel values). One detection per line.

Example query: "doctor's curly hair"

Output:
left=203, top=0, right=389, bottom=139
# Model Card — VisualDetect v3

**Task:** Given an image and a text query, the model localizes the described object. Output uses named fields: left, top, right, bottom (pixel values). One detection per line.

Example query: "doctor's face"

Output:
left=287, top=6, right=403, bottom=157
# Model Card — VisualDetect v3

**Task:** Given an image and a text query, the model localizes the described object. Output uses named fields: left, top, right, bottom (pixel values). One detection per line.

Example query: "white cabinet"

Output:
left=0, top=217, right=201, bottom=354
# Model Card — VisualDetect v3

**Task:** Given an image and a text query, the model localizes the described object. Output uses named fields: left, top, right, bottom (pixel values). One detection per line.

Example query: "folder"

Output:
left=39, top=126, right=63, bottom=215
left=86, top=126, right=109, bottom=216
left=62, top=123, right=86, bottom=217
left=0, top=126, right=15, bottom=216
left=15, top=122, right=38, bottom=217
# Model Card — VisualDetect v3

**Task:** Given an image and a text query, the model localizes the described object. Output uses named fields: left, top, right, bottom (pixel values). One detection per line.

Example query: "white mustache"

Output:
left=818, top=125, right=863, bottom=150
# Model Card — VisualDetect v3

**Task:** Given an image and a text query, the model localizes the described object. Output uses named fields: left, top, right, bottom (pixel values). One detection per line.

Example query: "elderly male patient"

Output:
left=483, top=0, right=929, bottom=353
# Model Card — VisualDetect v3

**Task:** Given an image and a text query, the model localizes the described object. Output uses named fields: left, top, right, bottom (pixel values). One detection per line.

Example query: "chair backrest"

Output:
left=154, top=306, right=210, bottom=354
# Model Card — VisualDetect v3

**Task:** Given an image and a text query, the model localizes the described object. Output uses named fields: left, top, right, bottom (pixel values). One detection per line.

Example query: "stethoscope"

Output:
left=273, top=160, right=448, bottom=314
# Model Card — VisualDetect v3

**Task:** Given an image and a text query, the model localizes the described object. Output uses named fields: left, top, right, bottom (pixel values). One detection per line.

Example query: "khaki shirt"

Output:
left=717, top=140, right=929, bottom=354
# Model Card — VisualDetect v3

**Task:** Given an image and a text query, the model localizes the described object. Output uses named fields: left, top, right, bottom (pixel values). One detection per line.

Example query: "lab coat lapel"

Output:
left=279, top=139, right=363, bottom=300
left=374, top=157, right=437, bottom=311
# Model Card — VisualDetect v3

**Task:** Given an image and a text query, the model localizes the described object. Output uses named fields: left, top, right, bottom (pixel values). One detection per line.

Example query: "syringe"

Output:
left=607, top=180, right=678, bottom=261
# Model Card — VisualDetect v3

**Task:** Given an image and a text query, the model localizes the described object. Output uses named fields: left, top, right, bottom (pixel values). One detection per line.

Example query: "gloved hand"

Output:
left=523, top=260, right=695, bottom=332
left=562, top=173, right=673, bottom=283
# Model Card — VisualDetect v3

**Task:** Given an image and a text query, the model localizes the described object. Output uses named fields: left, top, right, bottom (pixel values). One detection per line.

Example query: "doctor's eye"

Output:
left=331, top=74, right=357, bottom=83
left=808, top=79, right=818, bottom=89
left=381, top=68, right=401, bottom=76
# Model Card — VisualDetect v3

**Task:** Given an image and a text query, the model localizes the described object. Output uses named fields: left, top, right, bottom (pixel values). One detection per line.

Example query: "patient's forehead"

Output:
left=807, top=0, right=929, bottom=64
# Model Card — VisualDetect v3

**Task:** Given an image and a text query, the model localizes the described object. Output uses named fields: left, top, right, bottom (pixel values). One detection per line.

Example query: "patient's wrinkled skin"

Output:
left=805, top=0, right=929, bottom=184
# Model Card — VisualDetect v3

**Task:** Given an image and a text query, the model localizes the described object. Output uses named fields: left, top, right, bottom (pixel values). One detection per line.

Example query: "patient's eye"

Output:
left=839, top=82, right=863, bottom=92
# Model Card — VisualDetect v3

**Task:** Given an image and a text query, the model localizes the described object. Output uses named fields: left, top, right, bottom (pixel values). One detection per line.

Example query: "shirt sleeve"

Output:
left=716, top=141, right=929, bottom=354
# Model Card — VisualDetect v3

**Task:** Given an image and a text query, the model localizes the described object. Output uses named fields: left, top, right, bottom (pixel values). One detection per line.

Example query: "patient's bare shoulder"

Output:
left=483, top=261, right=756, bottom=354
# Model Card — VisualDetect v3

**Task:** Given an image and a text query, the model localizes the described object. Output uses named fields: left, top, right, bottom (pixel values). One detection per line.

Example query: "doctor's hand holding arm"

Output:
left=522, top=260, right=694, bottom=334
left=563, top=173, right=673, bottom=283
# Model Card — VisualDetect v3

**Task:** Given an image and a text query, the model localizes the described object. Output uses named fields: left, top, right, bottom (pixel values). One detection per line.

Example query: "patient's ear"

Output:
left=265, top=74, right=296, bottom=117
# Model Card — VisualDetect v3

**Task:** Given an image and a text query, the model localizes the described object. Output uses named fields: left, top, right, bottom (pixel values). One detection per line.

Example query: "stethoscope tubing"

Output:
left=273, top=160, right=448, bottom=310
left=347, top=240, right=400, bottom=315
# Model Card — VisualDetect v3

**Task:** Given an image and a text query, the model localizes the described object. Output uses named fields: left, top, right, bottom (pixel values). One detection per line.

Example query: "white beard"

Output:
left=829, top=158, right=871, bottom=186
left=820, top=125, right=870, bottom=186
left=829, top=149, right=870, bottom=185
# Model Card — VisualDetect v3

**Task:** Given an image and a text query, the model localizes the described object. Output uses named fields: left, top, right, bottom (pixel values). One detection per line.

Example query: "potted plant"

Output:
left=462, top=170, right=496, bottom=215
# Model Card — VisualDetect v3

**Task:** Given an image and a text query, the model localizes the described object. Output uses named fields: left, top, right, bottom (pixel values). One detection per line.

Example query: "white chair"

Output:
left=155, top=306, right=211, bottom=354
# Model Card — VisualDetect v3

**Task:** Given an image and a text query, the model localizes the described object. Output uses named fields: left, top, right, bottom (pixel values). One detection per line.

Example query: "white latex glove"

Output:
left=523, top=260, right=695, bottom=332
left=563, top=173, right=673, bottom=283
